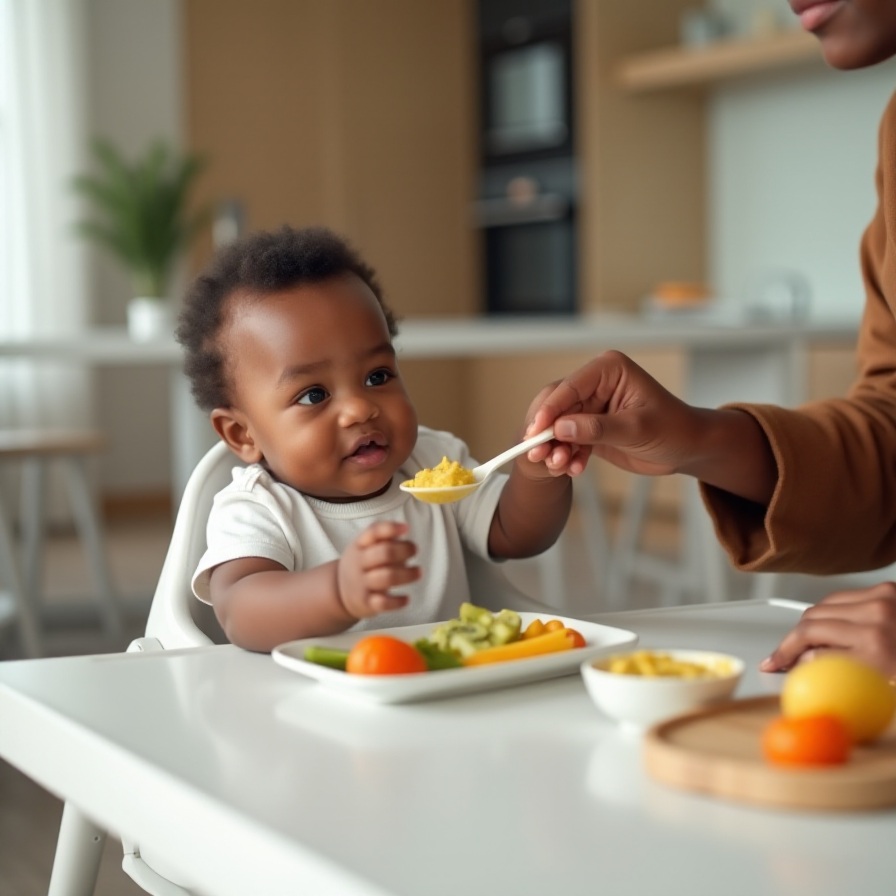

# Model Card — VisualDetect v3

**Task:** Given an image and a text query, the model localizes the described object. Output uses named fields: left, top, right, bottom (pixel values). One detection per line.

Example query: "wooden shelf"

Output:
left=616, top=29, right=824, bottom=93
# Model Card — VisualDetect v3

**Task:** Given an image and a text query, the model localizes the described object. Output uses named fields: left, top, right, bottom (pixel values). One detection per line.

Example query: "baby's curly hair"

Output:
left=176, top=225, right=398, bottom=412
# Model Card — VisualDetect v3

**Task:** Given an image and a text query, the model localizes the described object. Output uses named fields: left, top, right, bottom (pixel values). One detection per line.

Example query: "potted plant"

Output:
left=73, top=138, right=209, bottom=340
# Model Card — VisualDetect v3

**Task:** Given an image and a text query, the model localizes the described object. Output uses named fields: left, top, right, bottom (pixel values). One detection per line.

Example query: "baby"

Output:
left=176, top=225, right=572, bottom=651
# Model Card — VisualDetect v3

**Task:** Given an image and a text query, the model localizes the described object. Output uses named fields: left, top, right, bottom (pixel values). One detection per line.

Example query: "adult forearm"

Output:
left=213, top=561, right=355, bottom=652
left=488, top=469, right=573, bottom=559
left=679, top=408, right=777, bottom=506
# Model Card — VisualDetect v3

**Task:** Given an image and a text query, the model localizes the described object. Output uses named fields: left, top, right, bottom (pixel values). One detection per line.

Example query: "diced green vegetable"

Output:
left=413, top=639, right=462, bottom=670
left=303, top=645, right=350, bottom=671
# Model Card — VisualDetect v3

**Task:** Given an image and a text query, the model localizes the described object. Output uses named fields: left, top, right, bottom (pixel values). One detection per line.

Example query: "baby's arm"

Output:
left=487, top=462, right=572, bottom=559
left=208, top=521, right=420, bottom=652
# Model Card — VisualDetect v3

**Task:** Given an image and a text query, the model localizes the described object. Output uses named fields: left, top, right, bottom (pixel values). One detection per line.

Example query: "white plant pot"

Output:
left=127, top=297, right=172, bottom=342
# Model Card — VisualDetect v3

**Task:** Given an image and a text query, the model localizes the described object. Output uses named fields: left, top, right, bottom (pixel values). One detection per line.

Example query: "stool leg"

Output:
left=0, top=496, right=42, bottom=657
left=48, top=802, right=106, bottom=896
left=20, top=455, right=47, bottom=612
left=572, top=471, right=609, bottom=601
left=536, top=536, right=567, bottom=611
left=683, top=480, right=729, bottom=603
left=62, top=456, right=122, bottom=640
left=606, top=475, right=651, bottom=610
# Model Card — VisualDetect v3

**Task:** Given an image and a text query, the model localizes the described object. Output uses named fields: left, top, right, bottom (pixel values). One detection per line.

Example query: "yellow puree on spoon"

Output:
left=403, top=457, right=475, bottom=489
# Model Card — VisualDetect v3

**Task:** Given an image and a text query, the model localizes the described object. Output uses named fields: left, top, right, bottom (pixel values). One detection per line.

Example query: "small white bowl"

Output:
left=580, top=648, right=744, bottom=733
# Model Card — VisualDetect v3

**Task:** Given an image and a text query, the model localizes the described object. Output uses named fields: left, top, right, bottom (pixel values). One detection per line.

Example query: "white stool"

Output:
left=0, top=430, right=122, bottom=656
left=535, top=469, right=611, bottom=611
left=606, top=474, right=733, bottom=609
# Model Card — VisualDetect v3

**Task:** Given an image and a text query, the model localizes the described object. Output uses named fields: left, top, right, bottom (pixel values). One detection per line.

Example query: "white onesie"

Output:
left=191, top=426, right=508, bottom=632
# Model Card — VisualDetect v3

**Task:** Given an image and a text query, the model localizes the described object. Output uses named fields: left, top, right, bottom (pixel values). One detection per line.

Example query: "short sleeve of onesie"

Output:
left=191, top=465, right=302, bottom=602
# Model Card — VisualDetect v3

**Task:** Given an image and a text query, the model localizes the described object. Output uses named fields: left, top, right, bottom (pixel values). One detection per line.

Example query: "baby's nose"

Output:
left=338, top=394, right=379, bottom=425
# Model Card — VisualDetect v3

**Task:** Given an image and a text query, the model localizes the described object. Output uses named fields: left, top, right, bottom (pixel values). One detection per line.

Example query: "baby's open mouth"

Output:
left=347, top=437, right=388, bottom=465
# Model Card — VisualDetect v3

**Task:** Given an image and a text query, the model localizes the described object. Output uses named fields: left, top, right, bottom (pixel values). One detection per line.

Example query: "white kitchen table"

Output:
left=1, top=598, right=893, bottom=896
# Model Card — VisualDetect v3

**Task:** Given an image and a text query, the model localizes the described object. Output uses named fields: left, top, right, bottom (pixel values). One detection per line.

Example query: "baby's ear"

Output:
left=211, top=408, right=263, bottom=464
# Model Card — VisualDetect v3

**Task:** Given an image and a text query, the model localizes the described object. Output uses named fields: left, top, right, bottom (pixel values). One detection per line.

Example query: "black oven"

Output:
left=475, top=159, right=576, bottom=315
left=477, top=0, right=576, bottom=315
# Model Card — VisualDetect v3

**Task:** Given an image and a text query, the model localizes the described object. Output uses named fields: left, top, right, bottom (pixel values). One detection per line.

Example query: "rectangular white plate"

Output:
left=272, top=613, right=638, bottom=704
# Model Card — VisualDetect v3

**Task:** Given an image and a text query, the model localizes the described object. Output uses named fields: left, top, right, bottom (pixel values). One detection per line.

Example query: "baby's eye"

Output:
left=297, top=387, right=329, bottom=406
left=366, top=368, right=393, bottom=387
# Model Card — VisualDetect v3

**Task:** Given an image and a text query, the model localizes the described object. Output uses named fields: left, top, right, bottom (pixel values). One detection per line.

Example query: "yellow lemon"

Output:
left=781, top=654, right=896, bottom=743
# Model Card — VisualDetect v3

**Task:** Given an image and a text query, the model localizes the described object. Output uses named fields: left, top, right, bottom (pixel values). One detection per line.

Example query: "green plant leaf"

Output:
left=72, top=137, right=210, bottom=298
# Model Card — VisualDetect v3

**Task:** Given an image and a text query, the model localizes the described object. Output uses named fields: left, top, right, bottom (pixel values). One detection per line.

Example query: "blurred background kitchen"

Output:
left=2, top=0, right=895, bottom=664
left=4, top=1, right=896, bottom=891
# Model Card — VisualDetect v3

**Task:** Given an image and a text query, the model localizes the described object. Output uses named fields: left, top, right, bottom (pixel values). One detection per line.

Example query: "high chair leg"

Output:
left=48, top=802, right=106, bottom=896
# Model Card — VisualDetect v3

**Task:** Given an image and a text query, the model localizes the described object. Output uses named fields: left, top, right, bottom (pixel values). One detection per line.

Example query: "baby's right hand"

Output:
left=336, top=521, right=421, bottom=619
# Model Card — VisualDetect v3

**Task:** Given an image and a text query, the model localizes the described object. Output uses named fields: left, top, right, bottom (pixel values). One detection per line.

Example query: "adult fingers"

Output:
left=816, top=581, right=896, bottom=606
left=799, top=589, right=896, bottom=630
left=527, top=352, right=633, bottom=435
left=760, top=617, right=863, bottom=672
left=523, top=383, right=561, bottom=436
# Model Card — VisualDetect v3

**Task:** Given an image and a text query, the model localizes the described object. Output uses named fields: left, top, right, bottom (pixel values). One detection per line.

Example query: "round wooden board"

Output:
left=644, top=695, right=896, bottom=811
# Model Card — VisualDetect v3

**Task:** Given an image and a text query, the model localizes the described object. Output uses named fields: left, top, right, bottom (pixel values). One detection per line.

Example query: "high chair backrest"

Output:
left=144, top=441, right=237, bottom=649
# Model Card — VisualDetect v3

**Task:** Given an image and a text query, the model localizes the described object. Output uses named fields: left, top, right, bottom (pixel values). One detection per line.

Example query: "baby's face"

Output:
left=218, top=274, right=417, bottom=502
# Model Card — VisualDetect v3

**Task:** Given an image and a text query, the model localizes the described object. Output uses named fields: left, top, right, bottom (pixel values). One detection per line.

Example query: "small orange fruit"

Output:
left=762, top=714, right=852, bottom=767
left=346, top=635, right=427, bottom=676
left=522, top=619, right=546, bottom=639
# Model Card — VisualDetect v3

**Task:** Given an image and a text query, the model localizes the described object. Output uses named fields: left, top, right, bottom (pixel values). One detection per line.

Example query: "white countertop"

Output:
left=0, top=313, right=858, bottom=363
left=0, top=599, right=892, bottom=896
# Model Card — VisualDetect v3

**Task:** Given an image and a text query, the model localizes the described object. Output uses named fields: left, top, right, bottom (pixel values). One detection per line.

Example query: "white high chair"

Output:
left=48, top=440, right=560, bottom=896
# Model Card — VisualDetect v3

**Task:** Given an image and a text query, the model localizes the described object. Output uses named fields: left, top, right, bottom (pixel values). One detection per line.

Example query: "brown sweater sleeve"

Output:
left=701, top=88, right=896, bottom=575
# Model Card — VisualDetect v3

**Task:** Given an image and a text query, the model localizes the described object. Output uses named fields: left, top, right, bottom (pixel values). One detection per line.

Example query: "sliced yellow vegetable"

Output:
left=462, top=627, right=574, bottom=666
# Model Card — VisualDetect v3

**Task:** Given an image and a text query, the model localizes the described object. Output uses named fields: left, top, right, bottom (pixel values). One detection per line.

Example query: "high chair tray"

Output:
left=272, top=612, right=637, bottom=704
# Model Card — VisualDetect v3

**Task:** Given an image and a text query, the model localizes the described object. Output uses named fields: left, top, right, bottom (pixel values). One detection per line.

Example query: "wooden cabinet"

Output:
left=184, top=0, right=478, bottom=322
left=184, top=0, right=479, bottom=438
left=573, top=0, right=706, bottom=313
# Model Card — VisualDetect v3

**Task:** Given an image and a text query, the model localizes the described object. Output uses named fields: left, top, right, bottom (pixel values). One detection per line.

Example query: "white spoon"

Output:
left=400, top=426, right=555, bottom=505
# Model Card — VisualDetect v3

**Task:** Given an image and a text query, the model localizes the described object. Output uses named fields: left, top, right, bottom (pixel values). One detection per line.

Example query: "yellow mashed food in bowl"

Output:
left=599, top=649, right=734, bottom=679
left=403, top=457, right=476, bottom=489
